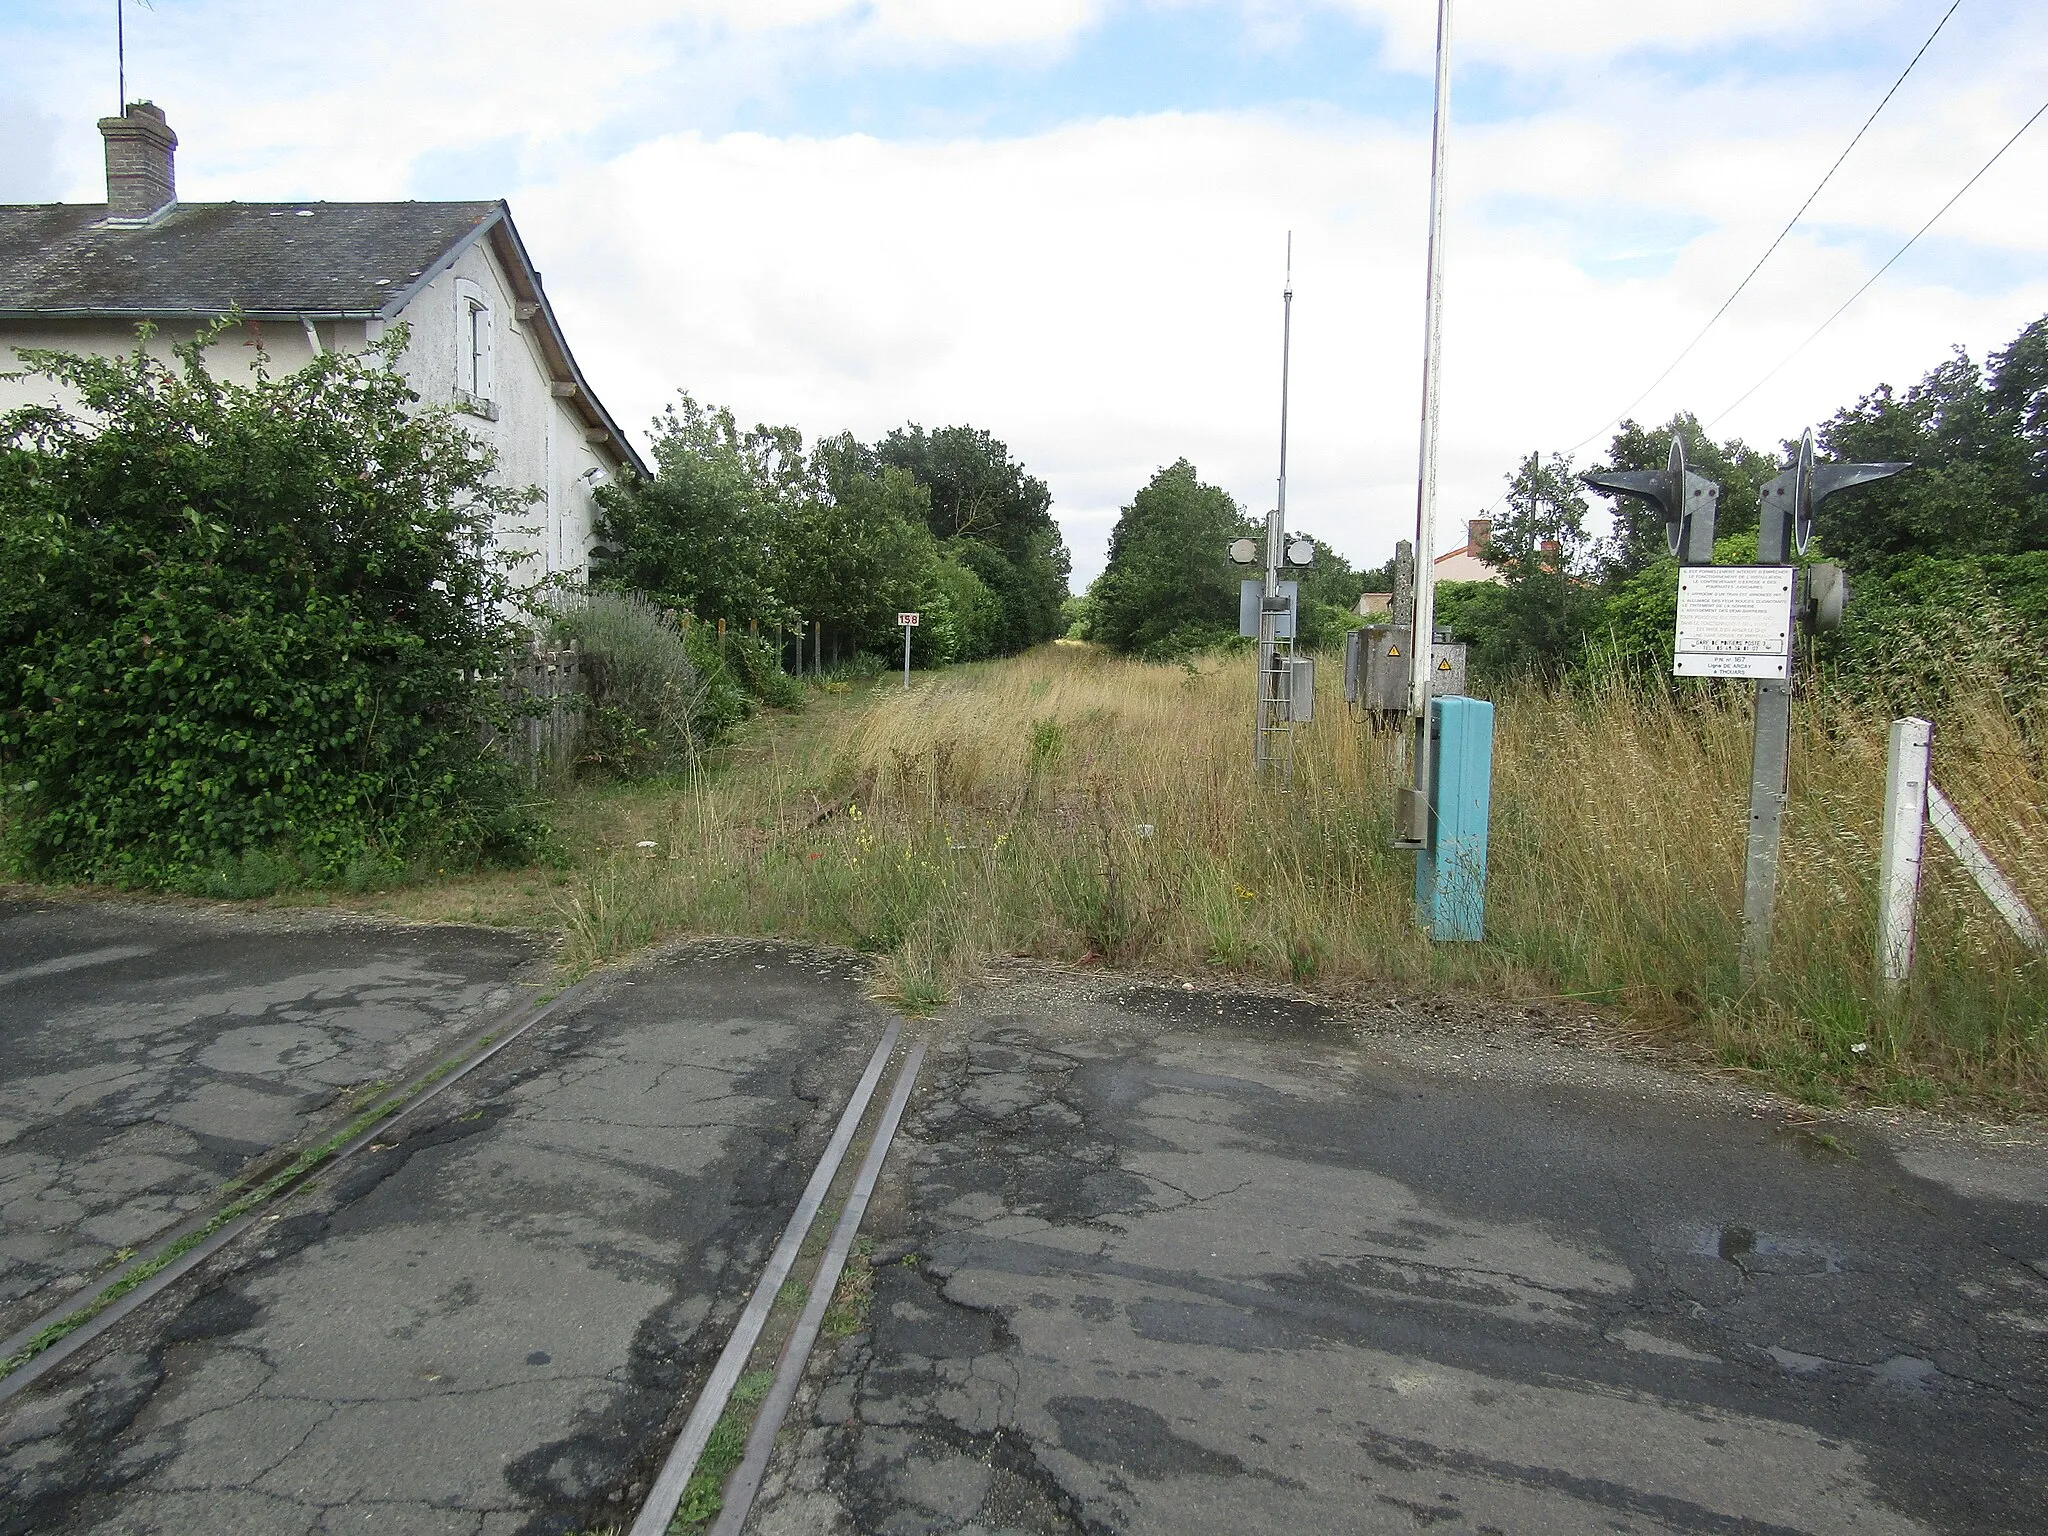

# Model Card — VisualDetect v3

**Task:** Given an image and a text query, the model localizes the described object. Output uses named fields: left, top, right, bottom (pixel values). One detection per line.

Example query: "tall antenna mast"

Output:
left=1254, top=234, right=1300, bottom=783
left=1275, top=231, right=1293, bottom=566
left=118, top=0, right=126, bottom=112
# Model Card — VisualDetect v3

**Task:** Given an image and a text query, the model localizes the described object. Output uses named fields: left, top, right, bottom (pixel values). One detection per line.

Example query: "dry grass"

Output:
left=492, top=644, right=2043, bottom=1112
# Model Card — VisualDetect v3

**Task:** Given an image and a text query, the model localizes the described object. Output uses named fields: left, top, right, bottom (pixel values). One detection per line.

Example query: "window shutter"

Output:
left=475, top=299, right=494, bottom=401
left=454, top=281, right=475, bottom=394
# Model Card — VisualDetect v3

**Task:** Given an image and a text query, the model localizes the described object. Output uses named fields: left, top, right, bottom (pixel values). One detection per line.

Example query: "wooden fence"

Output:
left=499, top=640, right=582, bottom=783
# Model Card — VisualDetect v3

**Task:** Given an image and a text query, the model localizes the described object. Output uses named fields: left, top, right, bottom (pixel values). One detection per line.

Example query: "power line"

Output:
left=1707, top=92, right=2048, bottom=429
left=1565, top=0, right=1964, bottom=455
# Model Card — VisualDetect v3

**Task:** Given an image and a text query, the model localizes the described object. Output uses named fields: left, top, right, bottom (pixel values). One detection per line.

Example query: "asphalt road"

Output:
left=4, top=916, right=2045, bottom=1535
left=0, top=896, right=541, bottom=1335
left=749, top=972, right=2048, bottom=1536
left=1, top=940, right=896, bottom=1535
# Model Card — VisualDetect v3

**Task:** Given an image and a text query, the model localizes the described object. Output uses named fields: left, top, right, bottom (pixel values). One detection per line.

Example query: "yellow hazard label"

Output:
left=1387, top=646, right=1400, bottom=657
left=1439, top=658, right=1452, bottom=670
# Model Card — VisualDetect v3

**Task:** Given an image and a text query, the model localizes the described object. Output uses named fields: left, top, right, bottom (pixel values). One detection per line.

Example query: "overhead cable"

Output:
left=1707, top=93, right=2048, bottom=428
left=1565, top=0, right=1965, bottom=454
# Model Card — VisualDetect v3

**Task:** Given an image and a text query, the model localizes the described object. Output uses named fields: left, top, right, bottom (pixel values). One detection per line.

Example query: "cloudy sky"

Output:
left=4, top=0, right=2044, bottom=582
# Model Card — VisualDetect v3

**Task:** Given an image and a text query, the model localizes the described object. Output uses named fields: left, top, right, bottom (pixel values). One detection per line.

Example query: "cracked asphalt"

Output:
left=749, top=971, right=2048, bottom=1536
left=0, top=896, right=541, bottom=1334
left=5, top=922, right=2046, bottom=1536
left=1, top=940, right=896, bottom=1535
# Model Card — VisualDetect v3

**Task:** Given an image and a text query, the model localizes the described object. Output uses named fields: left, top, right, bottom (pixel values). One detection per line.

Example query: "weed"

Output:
left=822, top=1240, right=877, bottom=1338
left=670, top=1368, right=776, bottom=1531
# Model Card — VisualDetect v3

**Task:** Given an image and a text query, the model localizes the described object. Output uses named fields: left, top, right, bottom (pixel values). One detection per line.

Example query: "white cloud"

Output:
left=867, top=0, right=1106, bottom=46
left=8, top=0, right=2045, bottom=586
left=0, top=97, right=63, bottom=201
left=516, top=91, right=2048, bottom=586
left=1320, top=0, right=1880, bottom=68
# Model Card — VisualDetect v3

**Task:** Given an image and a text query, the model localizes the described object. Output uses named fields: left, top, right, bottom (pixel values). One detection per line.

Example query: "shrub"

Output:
left=721, top=629, right=805, bottom=710
left=1134, top=621, right=1243, bottom=662
left=1820, top=552, right=2048, bottom=722
left=0, top=322, right=543, bottom=886
left=547, top=590, right=702, bottom=778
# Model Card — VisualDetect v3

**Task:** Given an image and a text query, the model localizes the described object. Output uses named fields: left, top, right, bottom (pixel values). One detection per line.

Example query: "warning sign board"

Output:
left=1674, top=567, right=1795, bottom=679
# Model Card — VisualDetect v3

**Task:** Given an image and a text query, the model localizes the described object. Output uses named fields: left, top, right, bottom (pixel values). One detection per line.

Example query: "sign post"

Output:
left=897, top=612, right=918, bottom=688
left=1736, top=431, right=1906, bottom=985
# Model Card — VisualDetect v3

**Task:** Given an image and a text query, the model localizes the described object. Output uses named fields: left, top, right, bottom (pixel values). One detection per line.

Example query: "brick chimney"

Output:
left=1467, top=517, right=1491, bottom=553
left=99, top=102, right=177, bottom=223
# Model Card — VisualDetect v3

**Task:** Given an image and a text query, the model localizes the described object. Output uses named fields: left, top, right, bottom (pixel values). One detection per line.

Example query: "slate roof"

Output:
left=0, top=200, right=501, bottom=317
left=0, top=198, right=646, bottom=475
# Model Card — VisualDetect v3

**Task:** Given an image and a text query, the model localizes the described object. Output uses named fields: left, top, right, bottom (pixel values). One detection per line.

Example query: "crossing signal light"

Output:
left=1583, top=438, right=1721, bottom=565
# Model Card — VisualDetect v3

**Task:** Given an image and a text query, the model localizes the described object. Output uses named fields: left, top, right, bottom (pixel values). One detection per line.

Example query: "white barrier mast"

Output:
left=1398, top=0, right=1455, bottom=847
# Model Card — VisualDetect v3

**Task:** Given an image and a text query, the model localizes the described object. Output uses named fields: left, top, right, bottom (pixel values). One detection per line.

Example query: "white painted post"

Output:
left=1876, top=717, right=1932, bottom=990
left=1399, top=0, right=1455, bottom=850
left=1928, top=784, right=2047, bottom=951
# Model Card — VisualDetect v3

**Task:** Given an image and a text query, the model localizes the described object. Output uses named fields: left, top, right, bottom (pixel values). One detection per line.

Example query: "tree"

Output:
left=777, top=434, right=941, bottom=654
left=875, top=424, right=1071, bottom=650
left=1464, top=452, right=1601, bottom=680
left=1814, top=319, right=2048, bottom=572
left=1293, top=539, right=1366, bottom=612
left=592, top=393, right=791, bottom=625
left=1091, top=460, right=1256, bottom=658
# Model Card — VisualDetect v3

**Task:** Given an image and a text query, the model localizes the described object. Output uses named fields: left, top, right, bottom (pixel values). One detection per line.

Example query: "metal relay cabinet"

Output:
left=1344, top=626, right=1467, bottom=714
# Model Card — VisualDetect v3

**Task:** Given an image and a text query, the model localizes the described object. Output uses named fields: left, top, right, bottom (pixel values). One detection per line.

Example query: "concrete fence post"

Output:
left=1876, top=717, right=1932, bottom=991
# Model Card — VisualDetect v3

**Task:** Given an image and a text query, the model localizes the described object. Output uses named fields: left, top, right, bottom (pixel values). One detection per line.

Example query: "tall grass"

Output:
left=555, top=645, right=2047, bottom=1108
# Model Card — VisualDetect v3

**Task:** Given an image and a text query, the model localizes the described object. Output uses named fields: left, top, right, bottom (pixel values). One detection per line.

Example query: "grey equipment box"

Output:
left=1346, top=626, right=1467, bottom=711
left=1239, top=579, right=1299, bottom=639
left=1289, top=655, right=1314, bottom=722
left=1258, top=654, right=1315, bottom=721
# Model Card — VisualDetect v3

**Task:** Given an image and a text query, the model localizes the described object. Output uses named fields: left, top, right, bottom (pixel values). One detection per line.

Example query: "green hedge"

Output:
left=0, top=324, right=543, bottom=888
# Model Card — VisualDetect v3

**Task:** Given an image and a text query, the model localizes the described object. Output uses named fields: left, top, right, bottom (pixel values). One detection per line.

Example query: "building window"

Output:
left=453, top=278, right=494, bottom=411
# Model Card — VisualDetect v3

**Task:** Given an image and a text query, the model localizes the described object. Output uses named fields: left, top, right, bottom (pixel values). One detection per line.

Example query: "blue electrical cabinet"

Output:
left=1416, top=696, right=1495, bottom=941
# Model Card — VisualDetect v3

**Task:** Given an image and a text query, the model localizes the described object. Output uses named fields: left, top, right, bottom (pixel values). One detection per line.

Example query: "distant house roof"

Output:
left=0, top=198, right=645, bottom=476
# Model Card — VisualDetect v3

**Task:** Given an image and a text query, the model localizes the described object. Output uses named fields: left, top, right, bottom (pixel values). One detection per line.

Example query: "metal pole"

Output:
left=903, top=624, right=911, bottom=689
left=1276, top=232, right=1293, bottom=594
left=1740, top=678, right=1792, bottom=986
left=1739, top=460, right=1798, bottom=987
left=1876, top=717, right=1933, bottom=991
left=1400, top=0, right=1454, bottom=846
left=1255, top=239, right=1294, bottom=777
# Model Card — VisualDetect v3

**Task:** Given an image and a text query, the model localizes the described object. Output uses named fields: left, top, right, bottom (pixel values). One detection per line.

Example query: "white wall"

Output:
left=0, top=250, right=605, bottom=588
left=0, top=314, right=342, bottom=415
left=388, top=239, right=607, bottom=590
